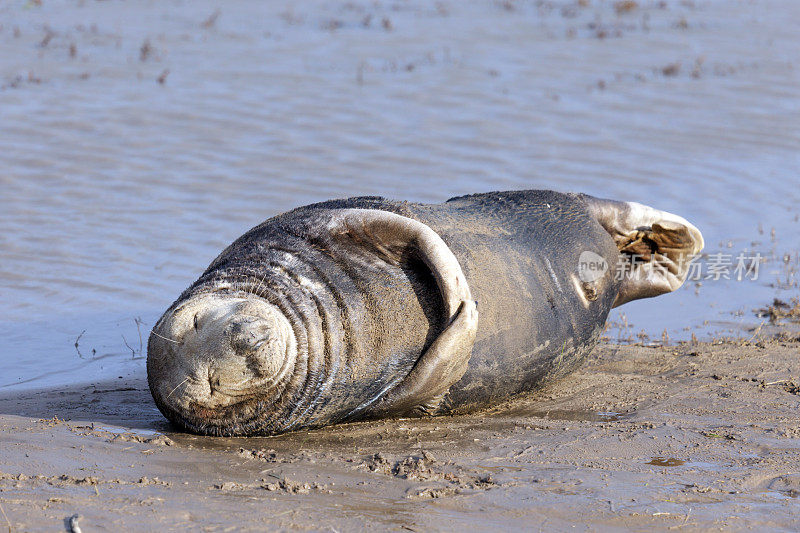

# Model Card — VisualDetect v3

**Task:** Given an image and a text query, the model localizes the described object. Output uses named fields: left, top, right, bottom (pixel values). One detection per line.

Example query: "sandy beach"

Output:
left=2, top=328, right=799, bottom=531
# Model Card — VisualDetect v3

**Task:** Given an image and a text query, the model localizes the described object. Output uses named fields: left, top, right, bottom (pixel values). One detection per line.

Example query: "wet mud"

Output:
left=2, top=332, right=800, bottom=530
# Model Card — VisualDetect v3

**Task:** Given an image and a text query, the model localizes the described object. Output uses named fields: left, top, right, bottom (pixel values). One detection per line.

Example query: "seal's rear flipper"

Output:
left=579, top=195, right=704, bottom=307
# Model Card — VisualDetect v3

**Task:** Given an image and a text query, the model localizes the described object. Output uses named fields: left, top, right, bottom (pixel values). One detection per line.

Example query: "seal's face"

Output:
left=147, top=294, right=296, bottom=433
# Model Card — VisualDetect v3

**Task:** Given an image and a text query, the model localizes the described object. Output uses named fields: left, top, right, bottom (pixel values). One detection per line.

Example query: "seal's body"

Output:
left=147, top=190, right=703, bottom=436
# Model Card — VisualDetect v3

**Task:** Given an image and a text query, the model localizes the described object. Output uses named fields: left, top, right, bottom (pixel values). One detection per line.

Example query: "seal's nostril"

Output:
left=193, top=314, right=199, bottom=331
left=229, top=317, right=272, bottom=353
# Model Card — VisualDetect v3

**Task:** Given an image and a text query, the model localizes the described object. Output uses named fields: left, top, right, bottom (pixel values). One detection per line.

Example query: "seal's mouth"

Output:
left=146, top=293, right=297, bottom=436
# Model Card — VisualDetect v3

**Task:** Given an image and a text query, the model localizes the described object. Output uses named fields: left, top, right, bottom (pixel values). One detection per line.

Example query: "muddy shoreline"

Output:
left=2, top=331, right=799, bottom=531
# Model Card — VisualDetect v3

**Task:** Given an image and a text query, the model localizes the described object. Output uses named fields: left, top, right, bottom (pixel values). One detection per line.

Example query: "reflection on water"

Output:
left=647, top=457, right=686, bottom=467
left=500, top=409, right=627, bottom=422
left=91, top=425, right=163, bottom=437
left=1, top=0, right=799, bottom=389
left=646, top=457, right=719, bottom=470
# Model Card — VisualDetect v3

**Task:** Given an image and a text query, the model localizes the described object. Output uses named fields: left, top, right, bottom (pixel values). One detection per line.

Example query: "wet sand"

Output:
left=2, top=330, right=799, bottom=531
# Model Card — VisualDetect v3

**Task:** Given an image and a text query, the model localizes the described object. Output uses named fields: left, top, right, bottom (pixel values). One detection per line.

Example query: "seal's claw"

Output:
left=367, top=299, right=478, bottom=418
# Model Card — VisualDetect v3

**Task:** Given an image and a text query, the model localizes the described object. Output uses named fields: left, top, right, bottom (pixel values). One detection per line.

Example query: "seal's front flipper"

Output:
left=368, top=299, right=478, bottom=417
left=579, top=195, right=704, bottom=307
left=324, top=209, right=479, bottom=418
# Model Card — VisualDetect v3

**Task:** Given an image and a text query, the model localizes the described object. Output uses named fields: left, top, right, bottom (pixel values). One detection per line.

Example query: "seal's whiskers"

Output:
left=165, top=377, right=190, bottom=400
left=151, top=331, right=182, bottom=345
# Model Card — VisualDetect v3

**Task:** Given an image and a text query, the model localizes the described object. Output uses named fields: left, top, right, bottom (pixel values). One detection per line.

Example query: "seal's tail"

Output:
left=579, top=194, right=704, bottom=308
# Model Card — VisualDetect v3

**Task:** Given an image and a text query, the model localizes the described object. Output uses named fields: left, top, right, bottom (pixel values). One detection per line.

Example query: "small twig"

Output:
left=201, top=9, right=221, bottom=29
left=0, top=500, right=11, bottom=532
left=68, top=513, right=82, bottom=533
left=745, top=321, right=765, bottom=344
left=74, top=330, right=86, bottom=359
left=122, top=334, right=137, bottom=359
left=135, top=317, right=144, bottom=355
left=140, top=39, right=152, bottom=62
left=39, top=27, right=55, bottom=48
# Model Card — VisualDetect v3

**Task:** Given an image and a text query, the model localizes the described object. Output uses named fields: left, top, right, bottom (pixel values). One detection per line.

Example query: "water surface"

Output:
left=2, top=0, right=799, bottom=389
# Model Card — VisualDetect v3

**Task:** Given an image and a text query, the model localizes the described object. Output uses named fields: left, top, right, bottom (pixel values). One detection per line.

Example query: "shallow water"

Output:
left=1, top=0, right=799, bottom=389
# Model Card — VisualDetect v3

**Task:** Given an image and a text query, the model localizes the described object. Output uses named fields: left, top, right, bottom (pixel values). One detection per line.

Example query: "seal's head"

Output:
left=147, top=294, right=296, bottom=435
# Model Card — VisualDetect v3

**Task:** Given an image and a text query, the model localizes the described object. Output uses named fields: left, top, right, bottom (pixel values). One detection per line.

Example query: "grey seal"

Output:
left=147, top=190, right=703, bottom=436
